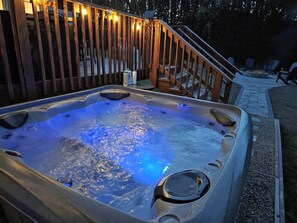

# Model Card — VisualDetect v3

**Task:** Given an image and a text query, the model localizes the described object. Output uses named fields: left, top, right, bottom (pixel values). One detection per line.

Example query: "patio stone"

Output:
left=234, top=74, right=285, bottom=222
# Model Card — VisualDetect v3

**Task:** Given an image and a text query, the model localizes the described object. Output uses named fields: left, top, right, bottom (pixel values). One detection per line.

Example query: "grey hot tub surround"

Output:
left=0, top=85, right=253, bottom=223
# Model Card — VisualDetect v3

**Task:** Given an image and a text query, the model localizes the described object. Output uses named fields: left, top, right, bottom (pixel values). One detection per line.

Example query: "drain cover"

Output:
left=154, top=170, right=209, bottom=203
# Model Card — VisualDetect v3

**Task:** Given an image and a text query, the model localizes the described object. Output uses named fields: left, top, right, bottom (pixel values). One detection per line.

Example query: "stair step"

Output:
left=164, top=64, right=178, bottom=70
left=158, top=76, right=171, bottom=83
left=174, top=72, right=187, bottom=82
left=182, top=78, right=198, bottom=89
left=168, top=85, right=182, bottom=95
left=192, top=85, right=210, bottom=99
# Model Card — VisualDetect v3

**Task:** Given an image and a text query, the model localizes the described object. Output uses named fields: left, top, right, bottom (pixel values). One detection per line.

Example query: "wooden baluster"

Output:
left=42, top=0, right=57, bottom=94
left=179, top=44, right=185, bottom=84
left=151, top=21, right=160, bottom=86
left=112, top=17, right=117, bottom=83
left=80, top=4, right=88, bottom=88
left=33, top=0, right=47, bottom=95
left=117, top=15, right=121, bottom=83
left=94, top=8, right=102, bottom=86
left=203, top=64, right=211, bottom=99
left=127, top=17, right=131, bottom=69
left=173, top=37, right=179, bottom=80
left=149, top=21, right=153, bottom=69
left=197, top=58, right=204, bottom=99
left=53, top=0, right=65, bottom=92
left=167, top=33, right=173, bottom=78
left=184, top=50, right=191, bottom=91
left=72, top=3, right=81, bottom=89
left=190, top=56, right=198, bottom=97
left=122, top=16, right=127, bottom=70
left=7, top=0, right=27, bottom=99
left=161, top=27, right=167, bottom=72
left=87, top=6, right=95, bottom=87
left=101, top=10, right=106, bottom=84
left=130, top=18, right=135, bottom=70
left=0, top=16, right=15, bottom=101
left=63, top=0, right=74, bottom=91
left=107, top=13, right=112, bottom=83
left=138, top=21, right=142, bottom=79
left=141, top=20, right=146, bottom=79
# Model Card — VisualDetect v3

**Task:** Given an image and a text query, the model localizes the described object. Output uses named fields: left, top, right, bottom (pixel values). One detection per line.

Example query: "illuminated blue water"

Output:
left=0, top=100, right=226, bottom=220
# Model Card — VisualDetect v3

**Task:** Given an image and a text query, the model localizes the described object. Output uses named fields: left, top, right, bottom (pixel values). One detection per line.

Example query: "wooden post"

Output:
left=42, top=0, right=57, bottom=94
left=73, top=3, right=82, bottom=90
left=0, top=16, right=15, bottom=101
left=33, top=0, right=47, bottom=96
left=10, top=0, right=36, bottom=100
left=63, top=0, right=74, bottom=91
left=151, top=21, right=160, bottom=86
left=211, top=71, right=222, bottom=102
left=94, top=8, right=102, bottom=86
left=223, top=81, right=232, bottom=103
left=53, top=0, right=65, bottom=92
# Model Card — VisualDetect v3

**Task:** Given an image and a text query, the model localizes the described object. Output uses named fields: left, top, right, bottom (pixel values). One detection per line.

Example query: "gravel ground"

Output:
left=269, top=85, right=297, bottom=222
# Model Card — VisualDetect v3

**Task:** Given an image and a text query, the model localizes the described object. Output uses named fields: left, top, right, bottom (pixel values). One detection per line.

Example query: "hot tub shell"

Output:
left=0, top=85, right=253, bottom=223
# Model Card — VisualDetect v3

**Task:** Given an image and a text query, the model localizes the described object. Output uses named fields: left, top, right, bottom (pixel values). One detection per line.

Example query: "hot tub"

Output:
left=0, top=85, right=252, bottom=223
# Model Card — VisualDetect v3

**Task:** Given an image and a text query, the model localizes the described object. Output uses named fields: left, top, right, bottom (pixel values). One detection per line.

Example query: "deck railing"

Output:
left=0, top=0, right=234, bottom=107
left=171, top=25, right=242, bottom=77
left=0, top=0, right=151, bottom=106
left=150, top=20, right=233, bottom=103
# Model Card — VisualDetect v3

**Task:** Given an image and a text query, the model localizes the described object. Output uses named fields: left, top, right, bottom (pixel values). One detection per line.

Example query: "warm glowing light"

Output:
left=136, top=23, right=141, bottom=31
left=114, top=14, right=119, bottom=22
left=106, top=9, right=112, bottom=18
left=82, top=8, right=87, bottom=16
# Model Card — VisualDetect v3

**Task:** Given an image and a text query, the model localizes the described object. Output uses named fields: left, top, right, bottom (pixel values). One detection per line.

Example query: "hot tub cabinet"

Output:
left=0, top=86, right=252, bottom=223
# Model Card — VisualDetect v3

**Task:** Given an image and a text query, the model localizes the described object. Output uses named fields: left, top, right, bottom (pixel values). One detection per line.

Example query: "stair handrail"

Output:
left=155, top=20, right=232, bottom=82
left=171, top=25, right=243, bottom=76
left=175, top=27, right=235, bottom=79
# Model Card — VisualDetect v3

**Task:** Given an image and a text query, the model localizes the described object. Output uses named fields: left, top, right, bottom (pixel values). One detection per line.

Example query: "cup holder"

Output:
left=154, top=170, right=210, bottom=204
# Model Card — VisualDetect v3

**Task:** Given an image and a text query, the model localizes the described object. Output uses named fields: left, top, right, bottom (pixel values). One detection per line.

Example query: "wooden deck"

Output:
left=0, top=0, right=236, bottom=107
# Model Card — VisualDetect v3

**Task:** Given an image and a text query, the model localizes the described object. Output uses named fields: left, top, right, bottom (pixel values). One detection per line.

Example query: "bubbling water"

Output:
left=0, top=100, right=226, bottom=220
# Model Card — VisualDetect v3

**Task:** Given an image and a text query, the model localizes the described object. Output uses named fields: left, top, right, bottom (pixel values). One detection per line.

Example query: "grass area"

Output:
left=269, top=85, right=297, bottom=222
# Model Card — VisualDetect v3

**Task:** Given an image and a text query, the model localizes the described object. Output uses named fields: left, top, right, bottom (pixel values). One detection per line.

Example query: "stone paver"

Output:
left=234, top=72, right=285, bottom=223
left=234, top=73, right=285, bottom=118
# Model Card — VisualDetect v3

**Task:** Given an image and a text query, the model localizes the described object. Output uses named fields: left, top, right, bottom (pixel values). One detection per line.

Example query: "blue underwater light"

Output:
left=121, top=150, right=171, bottom=185
left=57, top=177, right=73, bottom=187
left=80, top=124, right=173, bottom=185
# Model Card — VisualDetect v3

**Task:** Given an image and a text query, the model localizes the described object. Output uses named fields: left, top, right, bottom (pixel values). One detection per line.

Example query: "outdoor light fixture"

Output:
left=113, top=14, right=119, bottom=22
left=82, top=7, right=87, bottom=16
left=136, top=23, right=141, bottom=31
left=106, top=9, right=112, bottom=18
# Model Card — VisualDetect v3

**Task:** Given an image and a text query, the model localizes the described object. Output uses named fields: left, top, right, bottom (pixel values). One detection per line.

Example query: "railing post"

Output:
left=0, top=16, right=15, bottom=102
left=211, top=71, right=222, bottom=102
left=9, top=0, right=36, bottom=100
left=151, top=21, right=160, bottom=86
left=223, top=81, right=232, bottom=103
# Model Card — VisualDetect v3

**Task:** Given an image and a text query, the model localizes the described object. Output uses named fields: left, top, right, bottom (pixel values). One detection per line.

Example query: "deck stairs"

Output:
left=156, top=24, right=241, bottom=102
